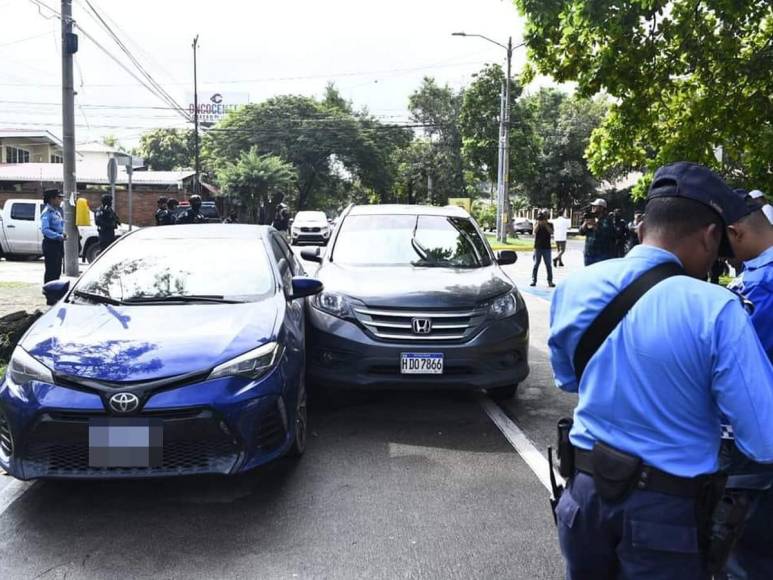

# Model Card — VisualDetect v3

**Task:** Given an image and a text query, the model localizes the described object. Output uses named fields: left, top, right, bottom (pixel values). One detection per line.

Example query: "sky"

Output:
left=0, top=0, right=550, bottom=147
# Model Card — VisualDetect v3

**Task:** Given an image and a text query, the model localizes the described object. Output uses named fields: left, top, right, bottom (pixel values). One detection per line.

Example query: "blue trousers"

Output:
left=532, top=248, right=553, bottom=282
left=557, top=472, right=708, bottom=580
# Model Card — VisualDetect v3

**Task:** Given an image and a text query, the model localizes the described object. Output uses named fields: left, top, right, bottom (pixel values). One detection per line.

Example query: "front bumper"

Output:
left=0, top=369, right=293, bottom=480
left=307, top=306, right=529, bottom=390
left=291, top=230, right=330, bottom=245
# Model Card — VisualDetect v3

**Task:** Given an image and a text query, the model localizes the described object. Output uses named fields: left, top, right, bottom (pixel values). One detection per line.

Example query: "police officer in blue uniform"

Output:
left=40, top=189, right=66, bottom=283
left=720, top=189, right=773, bottom=579
left=549, top=162, right=773, bottom=579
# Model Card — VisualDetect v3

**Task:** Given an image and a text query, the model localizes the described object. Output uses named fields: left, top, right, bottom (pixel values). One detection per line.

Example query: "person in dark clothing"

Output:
left=155, top=197, right=169, bottom=226
left=94, top=194, right=120, bottom=254
left=166, top=198, right=179, bottom=224
left=531, top=212, right=555, bottom=287
left=272, top=204, right=290, bottom=239
left=40, top=189, right=66, bottom=283
left=224, top=210, right=238, bottom=224
left=612, top=208, right=629, bottom=257
left=579, top=198, right=617, bottom=265
left=177, top=195, right=206, bottom=224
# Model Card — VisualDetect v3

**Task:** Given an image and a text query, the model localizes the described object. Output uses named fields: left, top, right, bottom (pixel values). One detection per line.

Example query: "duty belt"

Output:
left=574, top=448, right=713, bottom=498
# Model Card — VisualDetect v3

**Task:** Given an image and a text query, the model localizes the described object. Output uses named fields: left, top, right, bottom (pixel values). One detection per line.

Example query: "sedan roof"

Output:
left=127, top=224, right=273, bottom=240
left=348, top=204, right=470, bottom=218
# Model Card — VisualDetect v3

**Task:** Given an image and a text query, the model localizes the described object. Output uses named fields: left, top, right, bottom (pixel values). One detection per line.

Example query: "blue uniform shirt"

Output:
left=41, top=204, right=64, bottom=241
left=729, top=246, right=773, bottom=361
left=549, top=244, right=773, bottom=477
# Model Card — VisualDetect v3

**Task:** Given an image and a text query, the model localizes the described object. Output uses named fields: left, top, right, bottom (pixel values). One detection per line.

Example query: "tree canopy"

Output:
left=514, top=0, right=773, bottom=194
left=134, top=128, right=195, bottom=171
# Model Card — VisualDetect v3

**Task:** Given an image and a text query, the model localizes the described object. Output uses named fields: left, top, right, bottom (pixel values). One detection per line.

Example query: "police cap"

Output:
left=647, top=162, right=747, bottom=257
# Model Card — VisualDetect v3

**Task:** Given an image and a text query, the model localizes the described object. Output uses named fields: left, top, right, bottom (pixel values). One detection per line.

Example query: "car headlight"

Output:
left=489, top=291, right=522, bottom=319
left=313, top=291, right=354, bottom=319
left=7, top=346, right=53, bottom=386
left=208, top=342, right=283, bottom=381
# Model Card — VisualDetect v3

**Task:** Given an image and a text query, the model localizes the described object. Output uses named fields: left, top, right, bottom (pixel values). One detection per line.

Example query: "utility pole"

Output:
left=500, top=36, right=513, bottom=243
left=192, top=35, right=201, bottom=196
left=61, top=0, right=79, bottom=276
left=496, top=82, right=506, bottom=243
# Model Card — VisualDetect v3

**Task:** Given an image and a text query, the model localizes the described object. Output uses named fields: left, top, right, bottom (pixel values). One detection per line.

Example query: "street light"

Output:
left=453, top=32, right=525, bottom=242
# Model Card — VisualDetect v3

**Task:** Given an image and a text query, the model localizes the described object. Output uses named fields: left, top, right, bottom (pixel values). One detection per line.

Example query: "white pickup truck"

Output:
left=0, top=198, right=128, bottom=263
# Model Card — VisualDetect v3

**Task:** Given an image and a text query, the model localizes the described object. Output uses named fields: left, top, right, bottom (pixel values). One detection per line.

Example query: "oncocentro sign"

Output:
left=188, top=92, right=249, bottom=124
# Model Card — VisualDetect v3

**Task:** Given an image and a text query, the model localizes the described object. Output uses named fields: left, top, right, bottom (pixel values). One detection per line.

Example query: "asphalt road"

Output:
left=0, top=241, right=585, bottom=579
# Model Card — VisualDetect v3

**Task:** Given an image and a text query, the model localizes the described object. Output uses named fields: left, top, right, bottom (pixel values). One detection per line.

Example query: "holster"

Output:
left=591, top=441, right=642, bottom=502
left=556, top=417, right=575, bottom=479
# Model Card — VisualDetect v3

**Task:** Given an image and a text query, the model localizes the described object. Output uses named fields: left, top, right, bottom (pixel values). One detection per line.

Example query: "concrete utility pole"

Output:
left=61, top=0, right=79, bottom=276
left=496, top=82, right=506, bottom=242
left=192, top=34, right=201, bottom=196
left=501, top=37, right=513, bottom=244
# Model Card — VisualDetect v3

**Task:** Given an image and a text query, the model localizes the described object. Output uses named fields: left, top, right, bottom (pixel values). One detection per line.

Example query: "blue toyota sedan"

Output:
left=0, top=225, right=322, bottom=479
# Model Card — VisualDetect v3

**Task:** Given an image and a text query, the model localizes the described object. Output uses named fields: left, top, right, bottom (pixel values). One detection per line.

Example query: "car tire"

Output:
left=84, top=241, right=101, bottom=264
left=488, top=384, right=518, bottom=400
left=286, top=381, right=308, bottom=457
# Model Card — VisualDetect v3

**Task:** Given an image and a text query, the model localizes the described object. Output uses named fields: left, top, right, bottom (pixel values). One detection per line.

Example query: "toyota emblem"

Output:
left=411, top=318, right=432, bottom=335
left=109, top=392, right=140, bottom=414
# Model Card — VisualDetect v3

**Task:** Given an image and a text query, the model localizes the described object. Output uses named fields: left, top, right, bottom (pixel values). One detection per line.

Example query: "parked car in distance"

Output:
left=0, top=224, right=322, bottom=480
left=512, top=218, right=534, bottom=235
left=0, top=198, right=129, bottom=263
left=291, top=211, right=331, bottom=246
left=302, top=204, right=529, bottom=399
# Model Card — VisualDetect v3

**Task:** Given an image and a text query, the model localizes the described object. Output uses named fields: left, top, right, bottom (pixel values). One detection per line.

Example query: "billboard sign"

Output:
left=187, top=92, right=249, bottom=125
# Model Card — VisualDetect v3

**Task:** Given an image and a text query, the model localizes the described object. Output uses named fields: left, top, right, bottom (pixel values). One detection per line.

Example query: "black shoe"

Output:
left=529, top=281, right=536, bottom=287
left=548, top=282, right=556, bottom=288
left=552, top=258, right=557, bottom=267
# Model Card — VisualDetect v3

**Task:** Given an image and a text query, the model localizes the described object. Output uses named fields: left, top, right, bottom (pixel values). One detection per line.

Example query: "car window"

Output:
left=274, top=234, right=303, bottom=275
left=10, top=202, right=36, bottom=221
left=295, top=211, right=326, bottom=222
left=332, top=214, right=492, bottom=268
left=74, top=237, right=275, bottom=302
left=269, top=234, right=295, bottom=281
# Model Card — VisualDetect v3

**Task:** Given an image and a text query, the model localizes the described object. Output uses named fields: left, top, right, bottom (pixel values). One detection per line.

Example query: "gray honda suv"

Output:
left=302, top=204, right=529, bottom=399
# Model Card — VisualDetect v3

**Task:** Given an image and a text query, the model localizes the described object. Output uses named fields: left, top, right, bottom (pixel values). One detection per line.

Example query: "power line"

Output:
left=0, top=31, right=52, bottom=49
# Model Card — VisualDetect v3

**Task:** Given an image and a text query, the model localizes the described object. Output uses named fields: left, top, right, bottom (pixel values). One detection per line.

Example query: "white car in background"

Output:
left=291, top=211, right=331, bottom=246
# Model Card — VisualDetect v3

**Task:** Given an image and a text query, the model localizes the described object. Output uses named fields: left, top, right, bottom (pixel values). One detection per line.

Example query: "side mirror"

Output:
left=496, top=250, right=517, bottom=266
left=42, top=279, right=71, bottom=305
left=300, top=247, right=322, bottom=263
left=290, top=277, right=323, bottom=300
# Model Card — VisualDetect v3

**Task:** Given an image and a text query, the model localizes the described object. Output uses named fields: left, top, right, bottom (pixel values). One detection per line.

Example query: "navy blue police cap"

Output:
left=647, top=162, right=747, bottom=257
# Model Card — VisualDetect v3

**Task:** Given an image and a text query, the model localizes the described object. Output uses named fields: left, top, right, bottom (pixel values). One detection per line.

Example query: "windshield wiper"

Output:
left=72, top=290, right=123, bottom=306
left=122, top=295, right=243, bottom=304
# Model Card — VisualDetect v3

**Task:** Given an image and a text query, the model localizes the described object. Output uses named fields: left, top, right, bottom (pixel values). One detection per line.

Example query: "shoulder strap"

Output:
left=573, top=261, right=685, bottom=382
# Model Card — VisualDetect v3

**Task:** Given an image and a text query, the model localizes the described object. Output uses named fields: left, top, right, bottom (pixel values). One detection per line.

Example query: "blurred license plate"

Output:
left=88, top=418, right=162, bottom=468
left=401, top=353, right=444, bottom=375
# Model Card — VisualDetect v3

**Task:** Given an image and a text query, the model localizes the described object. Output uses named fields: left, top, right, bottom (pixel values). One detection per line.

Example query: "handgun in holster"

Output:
left=548, top=417, right=575, bottom=524
left=706, top=488, right=751, bottom=576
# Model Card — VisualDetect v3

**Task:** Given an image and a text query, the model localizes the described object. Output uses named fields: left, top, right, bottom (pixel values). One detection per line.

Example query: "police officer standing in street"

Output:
left=549, top=162, right=773, bottom=579
left=155, top=196, right=169, bottom=226
left=176, top=194, right=207, bottom=224
left=720, top=188, right=773, bottom=579
left=40, top=189, right=66, bottom=283
left=579, top=198, right=617, bottom=265
left=166, top=198, right=179, bottom=224
left=94, top=194, right=120, bottom=254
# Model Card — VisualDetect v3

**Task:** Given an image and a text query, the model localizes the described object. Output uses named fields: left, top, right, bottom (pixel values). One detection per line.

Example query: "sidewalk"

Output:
left=504, top=239, right=586, bottom=301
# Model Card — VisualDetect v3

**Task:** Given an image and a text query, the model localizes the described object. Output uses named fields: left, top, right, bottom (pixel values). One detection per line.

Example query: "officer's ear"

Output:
left=702, top=223, right=722, bottom=254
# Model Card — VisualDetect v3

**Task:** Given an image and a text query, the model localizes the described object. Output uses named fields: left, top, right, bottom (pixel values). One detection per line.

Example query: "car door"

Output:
left=6, top=201, right=41, bottom=254
left=269, top=233, right=305, bottom=361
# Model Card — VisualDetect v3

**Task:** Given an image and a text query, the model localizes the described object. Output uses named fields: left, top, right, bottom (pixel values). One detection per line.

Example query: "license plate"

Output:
left=88, top=418, right=163, bottom=468
left=401, top=353, right=444, bottom=375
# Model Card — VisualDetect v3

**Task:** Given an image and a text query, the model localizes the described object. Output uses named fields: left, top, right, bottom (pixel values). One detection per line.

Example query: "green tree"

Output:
left=219, top=148, right=297, bottom=223
left=135, top=128, right=195, bottom=171
left=204, top=95, right=401, bottom=210
left=513, top=0, right=773, bottom=194
left=408, top=78, right=466, bottom=202
left=523, top=90, right=608, bottom=209
left=459, top=64, right=539, bottom=197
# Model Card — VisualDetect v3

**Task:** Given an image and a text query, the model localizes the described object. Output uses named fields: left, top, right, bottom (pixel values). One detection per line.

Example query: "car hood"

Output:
left=20, top=299, right=280, bottom=382
left=317, top=263, right=514, bottom=308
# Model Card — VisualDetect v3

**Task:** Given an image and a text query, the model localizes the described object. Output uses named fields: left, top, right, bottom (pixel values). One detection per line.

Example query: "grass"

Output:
left=718, top=275, right=733, bottom=288
left=485, top=234, right=534, bottom=252
left=0, top=362, right=6, bottom=378
left=0, top=281, right=34, bottom=289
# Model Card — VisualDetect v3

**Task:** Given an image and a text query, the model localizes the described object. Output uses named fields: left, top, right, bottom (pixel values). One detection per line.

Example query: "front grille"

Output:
left=300, top=226, right=321, bottom=232
left=0, top=410, right=14, bottom=459
left=20, top=409, right=241, bottom=478
left=353, top=306, right=487, bottom=342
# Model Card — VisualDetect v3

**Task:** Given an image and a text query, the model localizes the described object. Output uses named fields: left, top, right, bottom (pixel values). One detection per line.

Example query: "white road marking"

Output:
left=479, top=395, right=564, bottom=493
left=0, top=477, right=35, bottom=517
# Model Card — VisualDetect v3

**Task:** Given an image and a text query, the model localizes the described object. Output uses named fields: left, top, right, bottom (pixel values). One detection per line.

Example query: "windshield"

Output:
left=73, top=237, right=275, bottom=303
left=295, top=211, right=327, bottom=222
left=332, top=214, right=491, bottom=268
